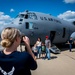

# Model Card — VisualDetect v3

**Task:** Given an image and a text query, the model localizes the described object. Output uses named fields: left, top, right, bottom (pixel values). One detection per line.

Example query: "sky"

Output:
left=0, top=0, right=75, bottom=25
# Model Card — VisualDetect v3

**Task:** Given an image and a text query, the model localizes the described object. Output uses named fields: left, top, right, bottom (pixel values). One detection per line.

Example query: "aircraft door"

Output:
left=50, top=31, right=56, bottom=43
left=25, top=22, right=39, bottom=44
left=25, top=22, right=35, bottom=36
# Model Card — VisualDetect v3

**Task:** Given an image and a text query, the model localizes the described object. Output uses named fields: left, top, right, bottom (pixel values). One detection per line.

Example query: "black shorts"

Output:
left=41, top=51, right=46, bottom=54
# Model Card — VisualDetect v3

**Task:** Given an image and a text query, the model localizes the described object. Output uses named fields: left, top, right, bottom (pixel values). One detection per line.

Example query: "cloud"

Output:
left=57, top=10, right=75, bottom=22
left=63, top=0, right=75, bottom=3
left=10, top=8, right=15, bottom=12
left=0, top=11, right=14, bottom=25
left=0, top=12, right=4, bottom=15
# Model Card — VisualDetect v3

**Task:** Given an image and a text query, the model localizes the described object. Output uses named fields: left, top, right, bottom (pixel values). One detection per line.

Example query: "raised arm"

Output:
left=23, top=36, right=36, bottom=60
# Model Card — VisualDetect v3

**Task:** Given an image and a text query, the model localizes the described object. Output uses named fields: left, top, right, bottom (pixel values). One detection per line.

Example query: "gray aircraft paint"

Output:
left=0, top=10, right=75, bottom=45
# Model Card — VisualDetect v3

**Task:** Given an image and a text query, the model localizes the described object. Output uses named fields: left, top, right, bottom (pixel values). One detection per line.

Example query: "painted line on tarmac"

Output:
left=63, top=53, right=75, bottom=61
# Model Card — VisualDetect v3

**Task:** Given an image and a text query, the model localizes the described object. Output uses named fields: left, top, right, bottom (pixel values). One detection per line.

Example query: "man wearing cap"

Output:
left=45, top=36, right=51, bottom=60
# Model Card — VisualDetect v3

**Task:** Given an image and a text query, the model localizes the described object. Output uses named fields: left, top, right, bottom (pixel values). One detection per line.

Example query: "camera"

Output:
left=21, top=33, right=25, bottom=43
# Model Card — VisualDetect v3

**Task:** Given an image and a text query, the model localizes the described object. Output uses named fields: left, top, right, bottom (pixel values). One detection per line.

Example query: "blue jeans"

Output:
left=46, top=48, right=50, bottom=60
left=69, top=44, right=72, bottom=52
left=36, top=46, right=41, bottom=58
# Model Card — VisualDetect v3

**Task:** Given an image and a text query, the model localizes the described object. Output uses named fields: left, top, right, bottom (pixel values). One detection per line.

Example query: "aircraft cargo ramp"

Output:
left=50, top=45, right=61, bottom=54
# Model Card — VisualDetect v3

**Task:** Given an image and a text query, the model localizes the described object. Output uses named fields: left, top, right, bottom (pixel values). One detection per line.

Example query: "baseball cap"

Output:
left=46, top=36, right=48, bottom=38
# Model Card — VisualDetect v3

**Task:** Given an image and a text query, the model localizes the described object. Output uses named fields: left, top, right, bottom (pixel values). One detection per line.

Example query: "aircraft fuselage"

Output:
left=0, top=11, right=75, bottom=45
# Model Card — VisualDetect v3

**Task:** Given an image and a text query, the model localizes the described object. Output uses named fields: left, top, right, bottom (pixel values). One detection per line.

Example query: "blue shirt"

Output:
left=0, top=51, right=37, bottom=75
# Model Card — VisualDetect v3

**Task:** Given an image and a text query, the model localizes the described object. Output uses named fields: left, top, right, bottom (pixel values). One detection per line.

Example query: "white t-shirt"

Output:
left=36, top=41, right=41, bottom=47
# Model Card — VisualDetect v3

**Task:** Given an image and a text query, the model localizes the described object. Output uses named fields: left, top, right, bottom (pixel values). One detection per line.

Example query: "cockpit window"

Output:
left=25, top=14, right=28, bottom=19
left=19, top=19, right=23, bottom=21
left=18, top=14, right=25, bottom=18
left=17, top=13, right=37, bottom=20
left=27, top=13, right=37, bottom=20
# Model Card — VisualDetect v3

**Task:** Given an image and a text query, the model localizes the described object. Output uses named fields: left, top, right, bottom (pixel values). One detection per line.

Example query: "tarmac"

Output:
left=32, top=48, right=75, bottom=75
left=0, top=45, right=75, bottom=75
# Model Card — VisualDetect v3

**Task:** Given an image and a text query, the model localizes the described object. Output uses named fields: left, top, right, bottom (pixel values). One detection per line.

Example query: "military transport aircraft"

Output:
left=0, top=10, right=75, bottom=46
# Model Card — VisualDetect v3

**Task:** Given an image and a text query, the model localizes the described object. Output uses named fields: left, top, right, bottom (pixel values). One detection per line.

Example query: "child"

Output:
left=32, top=44, right=37, bottom=58
left=41, top=42, right=46, bottom=58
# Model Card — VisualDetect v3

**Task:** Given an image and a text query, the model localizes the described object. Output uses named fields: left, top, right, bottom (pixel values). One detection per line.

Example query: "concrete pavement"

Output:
left=32, top=49, right=75, bottom=75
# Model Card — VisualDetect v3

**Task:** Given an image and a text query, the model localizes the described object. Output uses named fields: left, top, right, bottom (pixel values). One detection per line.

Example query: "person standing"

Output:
left=41, top=42, right=46, bottom=59
left=0, top=27, right=37, bottom=75
left=35, top=37, right=42, bottom=58
left=45, top=36, right=51, bottom=60
left=68, top=37, right=73, bottom=52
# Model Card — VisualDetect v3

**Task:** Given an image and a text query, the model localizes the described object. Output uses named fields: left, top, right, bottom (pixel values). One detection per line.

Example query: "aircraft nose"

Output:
left=0, top=25, right=5, bottom=41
